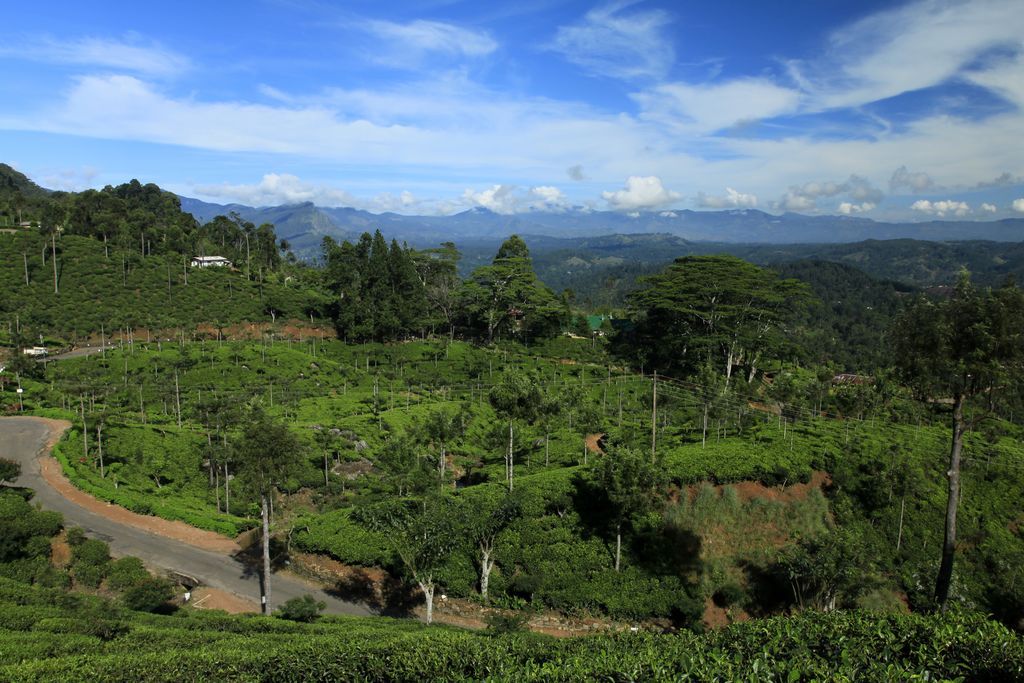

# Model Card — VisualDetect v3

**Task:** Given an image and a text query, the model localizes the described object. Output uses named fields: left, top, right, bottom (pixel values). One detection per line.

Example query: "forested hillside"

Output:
left=2, top=163, right=1024, bottom=681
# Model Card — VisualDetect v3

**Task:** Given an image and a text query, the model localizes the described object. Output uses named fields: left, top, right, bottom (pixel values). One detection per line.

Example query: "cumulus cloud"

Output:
left=1, top=35, right=189, bottom=77
left=1013, top=198, right=1024, bottom=213
left=602, top=176, right=680, bottom=211
left=529, top=185, right=568, bottom=209
left=776, top=175, right=883, bottom=212
left=371, top=190, right=419, bottom=212
left=696, top=187, right=758, bottom=209
left=837, top=201, right=876, bottom=215
left=461, top=184, right=519, bottom=213
left=194, top=174, right=356, bottom=207
left=911, top=199, right=970, bottom=217
left=981, top=203, right=997, bottom=213
left=549, top=2, right=674, bottom=81
left=889, top=165, right=935, bottom=193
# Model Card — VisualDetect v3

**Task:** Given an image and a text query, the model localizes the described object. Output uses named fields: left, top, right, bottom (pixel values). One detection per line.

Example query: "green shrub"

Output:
left=121, top=578, right=174, bottom=613
left=106, top=557, right=149, bottom=592
left=274, top=595, right=326, bottom=623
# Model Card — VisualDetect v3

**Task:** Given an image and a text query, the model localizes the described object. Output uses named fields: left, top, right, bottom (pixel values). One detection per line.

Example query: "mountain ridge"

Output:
left=176, top=195, right=1024, bottom=255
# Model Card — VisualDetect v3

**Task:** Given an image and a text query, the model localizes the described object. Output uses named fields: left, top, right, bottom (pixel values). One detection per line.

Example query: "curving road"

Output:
left=1, top=416, right=372, bottom=617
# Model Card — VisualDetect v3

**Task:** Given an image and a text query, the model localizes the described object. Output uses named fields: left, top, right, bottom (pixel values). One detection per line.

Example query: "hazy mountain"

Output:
left=178, top=197, right=1024, bottom=252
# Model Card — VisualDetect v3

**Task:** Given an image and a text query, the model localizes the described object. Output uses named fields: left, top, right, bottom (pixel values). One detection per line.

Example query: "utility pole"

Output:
left=651, top=372, right=658, bottom=460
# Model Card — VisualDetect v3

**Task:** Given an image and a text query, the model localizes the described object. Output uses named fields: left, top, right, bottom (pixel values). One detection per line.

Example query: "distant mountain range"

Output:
left=178, top=196, right=1024, bottom=257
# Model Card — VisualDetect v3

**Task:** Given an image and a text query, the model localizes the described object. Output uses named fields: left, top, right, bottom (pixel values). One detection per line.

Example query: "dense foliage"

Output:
left=0, top=576, right=1019, bottom=682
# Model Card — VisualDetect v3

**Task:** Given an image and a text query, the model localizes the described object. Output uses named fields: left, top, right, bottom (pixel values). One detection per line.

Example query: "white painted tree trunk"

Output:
left=480, top=544, right=494, bottom=600
left=261, top=494, right=271, bottom=615
left=418, top=580, right=435, bottom=624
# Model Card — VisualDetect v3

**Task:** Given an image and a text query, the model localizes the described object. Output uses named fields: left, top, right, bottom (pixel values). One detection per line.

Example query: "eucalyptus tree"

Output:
left=587, top=446, right=668, bottom=572
left=356, top=493, right=459, bottom=624
left=893, top=272, right=1024, bottom=611
left=489, top=370, right=542, bottom=491
left=234, top=409, right=305, bottom=614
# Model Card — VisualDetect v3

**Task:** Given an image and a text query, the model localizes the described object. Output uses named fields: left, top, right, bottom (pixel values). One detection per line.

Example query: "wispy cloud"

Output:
left=360, top=19, right=497, bottom=67
left=549, top=1, right=674, bottom=81
left=2, top=35, right=189, bottom=77
left=793, top=0, right=1024, bottom=110
left=195, top=173, right=357, bottom=207
left=634, top=78, right=800, bottom=134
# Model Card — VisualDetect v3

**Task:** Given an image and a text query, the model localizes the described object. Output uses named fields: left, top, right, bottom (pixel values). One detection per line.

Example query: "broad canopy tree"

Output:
left=893, top=272, right=1024, bottom=611
left=461, top=235, right=564, bottom=342
left=627, top=255, right=811, bottom=382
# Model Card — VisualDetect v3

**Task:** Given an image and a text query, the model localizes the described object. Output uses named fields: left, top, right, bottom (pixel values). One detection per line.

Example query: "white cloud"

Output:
left=697, top=187, right=758, bottom=209
left=462, top=184, right=519, bottom=214
left=361, top=19, right=497, bottom=66
left=776, top=175, right=883, bottom=212
left=550, top=2, right=674, bottom=81
left=889, top=165, right=935, bottom=193
left=837, top=201, right=876, bottom=215
left=911, top=199, right=971, bottom=217
left=602, top=176, right=680, bottom=210
left=529, top=185, right=568, bottom=209
left=1013, top=198, right=1024, bottom=213
left=795, top=0, right=1024, bottom=110
left=634, top=78, right=800, bottom=134
left=194, top=174, right=356, bottom=207
left=39, top=166, right=100, bottom=192
left=981, top=203, right=997, bottom=213
left=1, top=36, right=189, bottom=77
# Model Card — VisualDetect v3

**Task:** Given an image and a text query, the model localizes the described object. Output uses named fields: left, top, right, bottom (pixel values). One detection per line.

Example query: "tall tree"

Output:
left=463, top=492, right=522, bottom=601
left=357, top=493, right=459, bottom=624
left=234, top=409, right=305, bottom=614
left=893, top=272, right=1024, bottom=610
left=489, top=370, right=542, bottom=491
left=586, top=446, right=667, bottom=572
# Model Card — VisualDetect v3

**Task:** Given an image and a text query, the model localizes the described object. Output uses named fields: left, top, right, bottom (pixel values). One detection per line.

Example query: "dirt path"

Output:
left=585, top=433, right=605, bottom=454
left=32, top=418, right=239, bottom=554
left=3, top=416, right=372, bottom=617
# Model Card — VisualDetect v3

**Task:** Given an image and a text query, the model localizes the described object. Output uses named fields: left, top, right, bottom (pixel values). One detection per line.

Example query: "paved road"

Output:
left=1, top=417, right=373, bottom=617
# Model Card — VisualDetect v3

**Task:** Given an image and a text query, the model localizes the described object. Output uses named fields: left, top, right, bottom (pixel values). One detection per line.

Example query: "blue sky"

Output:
left=2, top=0, right=1024, bottom=221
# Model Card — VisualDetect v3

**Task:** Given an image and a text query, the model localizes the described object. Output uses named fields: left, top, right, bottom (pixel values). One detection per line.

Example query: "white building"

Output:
left=191, top=256, right=232, bottom=268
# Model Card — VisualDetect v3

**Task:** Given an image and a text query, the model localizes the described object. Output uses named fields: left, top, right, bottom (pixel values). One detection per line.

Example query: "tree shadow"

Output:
left=324, top=567, right=419, bottom=618
left=739, top=560, right=793, bottom=617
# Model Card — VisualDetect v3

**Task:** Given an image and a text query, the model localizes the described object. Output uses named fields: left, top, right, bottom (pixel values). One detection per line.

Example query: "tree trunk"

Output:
left=324, top=451, right=330, bottom=488
left=896, top=494, right=906, bottom=553
left=418, top=580, right=435, bottom=624
left=480, top=544, right=493, bottom=601
left=97, top=424, right=104, bottom=478
left=51, top=232, right=58, bottom=294
left=507, top=419, right=514, bottom=492
left=614, top=523, right=622, bottom=572
left=935, top=393, right=965, bottom=611
left=261, top=493, right=271, bottom=614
